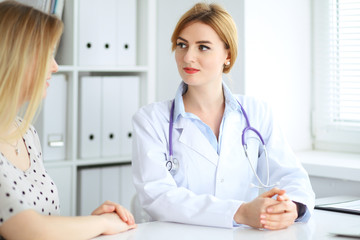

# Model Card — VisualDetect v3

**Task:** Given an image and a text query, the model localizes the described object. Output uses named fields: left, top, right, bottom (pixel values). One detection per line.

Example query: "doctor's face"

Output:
left=175, top=21, right=229, bottom=87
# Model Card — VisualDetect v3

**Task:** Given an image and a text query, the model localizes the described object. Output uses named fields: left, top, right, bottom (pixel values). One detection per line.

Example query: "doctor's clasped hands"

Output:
left=234, top=188, right=299, bottom=230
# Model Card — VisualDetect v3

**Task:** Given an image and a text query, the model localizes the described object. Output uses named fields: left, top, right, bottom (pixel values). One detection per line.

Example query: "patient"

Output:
left=0, top=1, right=136, bottom=239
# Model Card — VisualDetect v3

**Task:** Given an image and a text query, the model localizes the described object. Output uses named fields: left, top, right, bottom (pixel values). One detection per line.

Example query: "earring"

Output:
left=226, top=61, right=230, bottom=66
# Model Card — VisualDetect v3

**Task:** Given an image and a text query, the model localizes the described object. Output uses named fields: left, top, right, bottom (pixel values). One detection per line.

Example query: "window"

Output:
left=312, top=0, right=360, bottom=153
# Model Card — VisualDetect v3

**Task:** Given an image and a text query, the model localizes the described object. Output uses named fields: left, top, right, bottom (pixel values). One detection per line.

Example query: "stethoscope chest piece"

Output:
left=166, top=157, right=179, bottom=175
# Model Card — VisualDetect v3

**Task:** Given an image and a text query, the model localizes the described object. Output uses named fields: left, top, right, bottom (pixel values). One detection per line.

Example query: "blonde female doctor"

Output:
left=132, top=2, right=315, bottom=230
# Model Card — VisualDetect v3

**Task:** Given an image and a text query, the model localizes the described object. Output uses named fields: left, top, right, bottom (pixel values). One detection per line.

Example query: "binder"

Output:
left=79, top=76, right=139, bottom=158
left=15, top=0, right=51, bottom=13
left=35, top=74, right=67, bottom=161
left=78, top=165, right=135, bottom=215
left=78, top=0, right=117, bottom=66
left=101, top=166, right=120, bottom=203
left=79, top=77, right=102, bottom=159
left=101, top=77, right=122, bottom=157
left=116, top=0, right=137, bottom=66
left=119, top=76, right=139, bottom=156
left=118, top=164, right=136, bottom=211
left=46, top=166, right=72, bottom=216
left=78, top=0, right=136, bottom=66
left=79, top=167, right=101, bottom=215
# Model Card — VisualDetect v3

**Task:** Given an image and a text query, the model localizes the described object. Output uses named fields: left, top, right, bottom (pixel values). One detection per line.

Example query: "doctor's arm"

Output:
left=256, top=102, right=315, bottom=223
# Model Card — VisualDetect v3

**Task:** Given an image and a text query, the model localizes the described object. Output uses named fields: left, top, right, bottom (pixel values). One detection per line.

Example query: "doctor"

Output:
left=132, top=2, right=315, bottom=230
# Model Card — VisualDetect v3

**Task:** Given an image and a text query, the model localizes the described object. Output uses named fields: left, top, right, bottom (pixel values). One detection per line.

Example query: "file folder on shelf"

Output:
left=119, top=76, right=139, bottom=156
left=78, top=167, right=101, bottom=216
left=78, top=165, right=136, bottom=215
left=101, top=166, right=121, bottom=203
left=101, top=77, right=122, bottom=157
left=78, top=76, right=102, bottom=159
left=79, top=76, right=139, bottom=159
left=78, top=166, right=119, bottom=216
left=116, top=0, right=137, bottom=66
left=46, top=166, right=72, bottom=216
left=118, top=164, right=136, bottom=211
left=101, top=76, right=139, bottom=157
left=78, top=0, right=136, bottom=66
left=35, top=74, right=67, bottom=161
left=78, top=0, right=116, bottom=66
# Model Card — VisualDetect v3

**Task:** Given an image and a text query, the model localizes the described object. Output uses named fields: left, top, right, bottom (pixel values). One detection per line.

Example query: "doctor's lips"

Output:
left=183, top=67, right=200, bottom=74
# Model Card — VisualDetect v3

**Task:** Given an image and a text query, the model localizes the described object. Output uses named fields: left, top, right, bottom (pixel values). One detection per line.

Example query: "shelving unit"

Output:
left=37, top=0, right=156, bottom=216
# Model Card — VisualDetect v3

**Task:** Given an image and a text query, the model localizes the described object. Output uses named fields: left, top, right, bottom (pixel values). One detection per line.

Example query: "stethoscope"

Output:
left=166, top=99, right=278, bottom=189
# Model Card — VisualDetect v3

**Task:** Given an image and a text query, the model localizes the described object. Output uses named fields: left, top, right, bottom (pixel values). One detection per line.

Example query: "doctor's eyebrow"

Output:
left=177, top=36, right=213, bottom=45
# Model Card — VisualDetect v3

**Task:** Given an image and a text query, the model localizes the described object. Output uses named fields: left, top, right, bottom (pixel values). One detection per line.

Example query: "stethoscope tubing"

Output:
left=169, top=99, right=175, bottom=158
left=167, top=99, right=278, bottom=189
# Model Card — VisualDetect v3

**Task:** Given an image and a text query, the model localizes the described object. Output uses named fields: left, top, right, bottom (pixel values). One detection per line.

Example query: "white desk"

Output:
left=93, top=210, right=360, bottom=240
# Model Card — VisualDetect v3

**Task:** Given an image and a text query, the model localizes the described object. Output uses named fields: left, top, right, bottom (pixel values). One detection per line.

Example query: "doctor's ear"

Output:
left=224, top=60, right=231, bottom=68
left=224, top=52, right=231, bottom=68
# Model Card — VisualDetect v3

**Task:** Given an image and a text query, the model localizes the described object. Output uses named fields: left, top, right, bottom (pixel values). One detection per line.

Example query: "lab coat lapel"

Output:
left=173, top=118, right=219, bottom=166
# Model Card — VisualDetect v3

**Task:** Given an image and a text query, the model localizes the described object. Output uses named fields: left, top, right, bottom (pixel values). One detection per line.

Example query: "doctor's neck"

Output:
left=183, top=81, right=224, bottom=112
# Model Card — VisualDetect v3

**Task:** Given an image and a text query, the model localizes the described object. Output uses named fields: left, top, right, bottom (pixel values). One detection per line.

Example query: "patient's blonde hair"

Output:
left=0, top=1, right=63, bottom=140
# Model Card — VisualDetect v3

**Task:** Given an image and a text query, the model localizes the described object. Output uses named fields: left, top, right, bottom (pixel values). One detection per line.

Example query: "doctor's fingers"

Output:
left=276, top=192, right=290, bottom=201
left=266, top=200, right=297, bottom=215
left=260, top=211, right=297, bottom=230
left=256, top=197, right=280, bottom=211
left=260, top=187, right=286, bottom=199
left=246, top=197, right=279, bottom=217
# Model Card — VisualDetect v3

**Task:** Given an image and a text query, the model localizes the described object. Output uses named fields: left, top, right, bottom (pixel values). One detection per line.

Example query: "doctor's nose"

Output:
left=183, top=48, right=197, bottom=63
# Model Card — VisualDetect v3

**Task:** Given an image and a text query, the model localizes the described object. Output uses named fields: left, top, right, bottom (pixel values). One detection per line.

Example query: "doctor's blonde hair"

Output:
left=0, top=1, right=63, bottom=140
left=171, top=2, right=238, bottom=74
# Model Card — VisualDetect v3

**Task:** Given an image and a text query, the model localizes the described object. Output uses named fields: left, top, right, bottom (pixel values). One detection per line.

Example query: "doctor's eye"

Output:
left=176, top=42, right=187, bottom=49
left=199, top=45, right=210, bottom=51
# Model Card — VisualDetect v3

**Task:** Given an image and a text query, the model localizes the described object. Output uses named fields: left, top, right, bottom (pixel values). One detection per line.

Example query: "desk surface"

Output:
left=93, top=210, right=360, bottom=240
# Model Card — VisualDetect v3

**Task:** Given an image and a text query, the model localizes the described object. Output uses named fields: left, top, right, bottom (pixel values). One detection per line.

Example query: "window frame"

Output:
left=312, top=0, right=360, bottom=153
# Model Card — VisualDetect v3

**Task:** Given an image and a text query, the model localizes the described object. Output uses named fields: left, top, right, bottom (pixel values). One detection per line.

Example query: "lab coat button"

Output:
left=220, top=178, right=224, bottom=183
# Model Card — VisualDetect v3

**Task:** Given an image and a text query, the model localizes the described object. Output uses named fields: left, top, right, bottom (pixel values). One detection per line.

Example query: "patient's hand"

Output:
left=92, top=200, right=135, bottom=225
left=101, top=212, right=137, bottom=235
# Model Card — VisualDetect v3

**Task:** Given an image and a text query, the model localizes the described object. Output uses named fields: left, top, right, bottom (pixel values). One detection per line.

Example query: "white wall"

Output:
left=243, top=0, right=312, bottom=151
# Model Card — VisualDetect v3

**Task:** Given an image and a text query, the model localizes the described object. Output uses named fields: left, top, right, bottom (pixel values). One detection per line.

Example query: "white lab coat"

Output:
left=132, top=92, right=315, bottom=228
